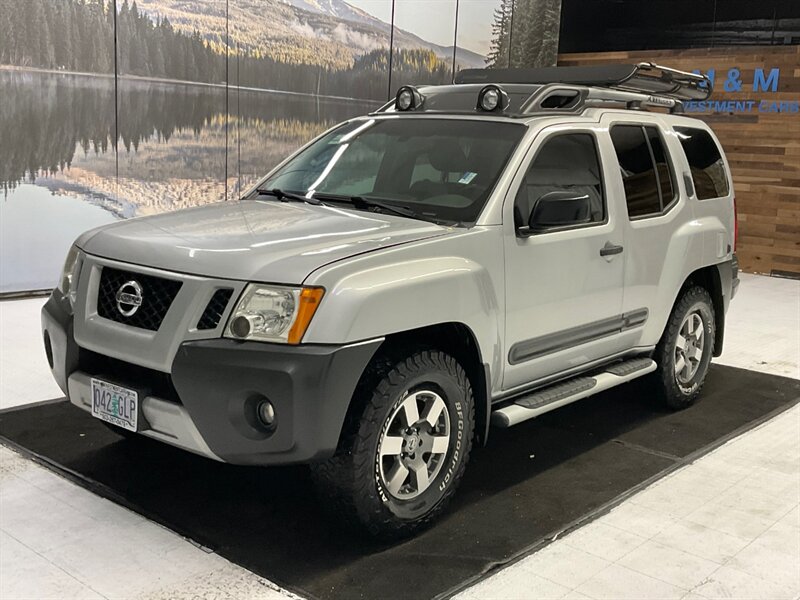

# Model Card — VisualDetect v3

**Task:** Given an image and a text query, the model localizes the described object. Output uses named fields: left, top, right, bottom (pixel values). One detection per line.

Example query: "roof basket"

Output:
left=455, top=62, right=712, bottom=103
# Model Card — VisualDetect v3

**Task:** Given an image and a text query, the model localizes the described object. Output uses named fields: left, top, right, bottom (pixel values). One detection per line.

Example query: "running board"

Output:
left=491, top=358, right=656, bottom=428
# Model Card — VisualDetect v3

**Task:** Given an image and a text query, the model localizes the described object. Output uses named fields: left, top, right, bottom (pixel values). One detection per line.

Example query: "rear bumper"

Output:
left=42, top=290, right=382, bottom=465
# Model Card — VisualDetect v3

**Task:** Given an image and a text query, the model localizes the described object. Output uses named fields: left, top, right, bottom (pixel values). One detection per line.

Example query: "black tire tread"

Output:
left=654, top=285, right=716, bottom=410
left=310, top=348, right=474, bottom=539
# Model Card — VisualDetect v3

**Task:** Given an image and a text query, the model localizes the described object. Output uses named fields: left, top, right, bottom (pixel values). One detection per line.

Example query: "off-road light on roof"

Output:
left=395, top=86, right=424, bottom=111
left=477, top=85, right=509, bottom=112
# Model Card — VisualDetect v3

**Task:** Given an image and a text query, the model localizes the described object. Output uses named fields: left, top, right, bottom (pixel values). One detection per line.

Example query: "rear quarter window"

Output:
left=674, top=127, right=730, bottom=200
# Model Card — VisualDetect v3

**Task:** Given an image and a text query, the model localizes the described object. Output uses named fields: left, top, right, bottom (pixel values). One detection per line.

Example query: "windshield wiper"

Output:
left=255, top=188, right=324, bottom=206
left=256, top=189, right=417, bottom=220
left=347, top=196, right=418, bottom=219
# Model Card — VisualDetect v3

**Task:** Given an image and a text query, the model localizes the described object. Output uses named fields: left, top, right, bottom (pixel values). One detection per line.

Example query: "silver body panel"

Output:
left=77, top=199, right=449, bottom=285
left=69, top=109, right=736, bottom=402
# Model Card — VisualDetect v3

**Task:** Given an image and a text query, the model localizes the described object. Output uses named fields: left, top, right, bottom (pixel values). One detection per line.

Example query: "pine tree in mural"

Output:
left=0, top=0, right=226, bottom=82
left=487, top=0, right=562, bottom=69
left=487, top=0, right=514, bottom=68
left=0, top=0, right=459, bottom=99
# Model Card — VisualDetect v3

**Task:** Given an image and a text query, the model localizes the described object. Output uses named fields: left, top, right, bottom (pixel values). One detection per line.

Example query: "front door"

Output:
left=502, top=127, right=628, bottom=391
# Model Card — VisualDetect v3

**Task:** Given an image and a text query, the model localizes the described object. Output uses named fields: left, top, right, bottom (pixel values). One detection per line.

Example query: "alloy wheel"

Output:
left=675, top=311, right=704, bottom=384
left=377, top=390, right=451, bottom=499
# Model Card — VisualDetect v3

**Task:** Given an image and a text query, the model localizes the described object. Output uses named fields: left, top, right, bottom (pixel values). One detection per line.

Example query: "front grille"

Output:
left=197, top=288, right=233, bottom=330
left=78, top=347, right=180, bottom=404
left=97, top=267, right=182, bottom=331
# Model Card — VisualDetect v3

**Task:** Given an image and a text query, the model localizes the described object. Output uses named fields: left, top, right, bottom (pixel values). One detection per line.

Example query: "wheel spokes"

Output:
left=378, top=388, right=452, bottom=499
left=687, top=314, right=697, bottom=336
left=422, top=396, right=446, bottom=428
left=429, top=435, right=449, bottom=455
left=385, top=461, right=409, bottom=495
left=694, top=321, right=704, bottom=344
left=677, top=333, right=688, bottom=352
left=400, top=396, right=420, bottom=427
left=681, top=359, right=693, bottom=380
left=410, top=462, right=429, bottom=491
left=675, top=354, right=686, bottom=376
left=380, top=435, right=404, bottom=457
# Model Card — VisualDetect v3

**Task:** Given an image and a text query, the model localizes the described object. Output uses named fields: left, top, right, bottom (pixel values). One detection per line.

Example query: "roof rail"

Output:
left=521, top=84, right=687, bottom=115
left=455, top=62, right=712, bottom=103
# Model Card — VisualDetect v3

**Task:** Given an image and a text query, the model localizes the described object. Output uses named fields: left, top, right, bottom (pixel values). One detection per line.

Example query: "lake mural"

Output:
left=0, top=0, right=562, bottom=294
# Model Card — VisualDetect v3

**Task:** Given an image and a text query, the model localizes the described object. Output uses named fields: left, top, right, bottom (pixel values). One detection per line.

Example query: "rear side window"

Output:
left=645, top=126, right=675, bottom=204
left=610, top=125, right=677, bottom=218
left=674, top=126, right=730, bottom=200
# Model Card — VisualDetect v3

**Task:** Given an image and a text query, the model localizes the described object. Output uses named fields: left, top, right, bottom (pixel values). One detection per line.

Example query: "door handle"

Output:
left=600, top=242, right=624, bottom=257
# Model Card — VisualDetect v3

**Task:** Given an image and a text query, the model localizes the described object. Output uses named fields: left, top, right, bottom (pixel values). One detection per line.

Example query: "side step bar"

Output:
left=491, top=357, right=657, bottom=428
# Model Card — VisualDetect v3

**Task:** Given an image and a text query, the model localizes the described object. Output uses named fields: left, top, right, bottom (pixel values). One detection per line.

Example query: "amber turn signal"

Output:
left=288, top=287, right=325, bottom=344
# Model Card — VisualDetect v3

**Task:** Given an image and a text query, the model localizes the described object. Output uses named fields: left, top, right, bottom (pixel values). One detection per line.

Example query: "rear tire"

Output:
left=653, top=286, right=716, bottom=410
left=310, top=348, right=475, bottom=539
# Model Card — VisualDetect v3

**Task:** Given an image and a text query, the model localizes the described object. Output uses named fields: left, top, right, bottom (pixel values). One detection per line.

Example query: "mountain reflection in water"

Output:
left=1, top=70, right=376, bottom=292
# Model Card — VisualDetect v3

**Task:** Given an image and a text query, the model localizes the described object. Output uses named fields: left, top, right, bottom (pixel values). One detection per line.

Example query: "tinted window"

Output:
left=515, top=133, right=605, bottom=229
left=674, top=127, right=730, bottom=200
left=610, top=125, right=662, bottom=217
left=645, top=126, right=676, bottom=204
left=260, top=118, right=525, bottom=225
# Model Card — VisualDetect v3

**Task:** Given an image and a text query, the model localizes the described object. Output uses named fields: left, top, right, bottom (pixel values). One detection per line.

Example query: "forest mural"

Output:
left=0, top=0, right=562, bottom=293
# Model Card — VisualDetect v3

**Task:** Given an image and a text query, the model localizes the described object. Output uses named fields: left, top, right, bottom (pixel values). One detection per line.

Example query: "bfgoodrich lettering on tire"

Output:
left=310, top=348, right=475, bottom=539
left=654, top=286, right=716, bottom=410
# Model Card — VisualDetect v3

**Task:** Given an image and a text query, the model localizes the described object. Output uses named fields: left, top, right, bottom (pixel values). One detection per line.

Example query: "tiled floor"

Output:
left=0, top=297, right=62, bottom=410
left=457, top=404, right=800, bottom=600
left=1, top=273, right=798, bottom=600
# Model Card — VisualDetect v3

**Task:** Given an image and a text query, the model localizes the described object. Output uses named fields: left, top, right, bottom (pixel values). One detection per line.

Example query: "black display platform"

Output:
left=1, top=364, right=798, bottom=600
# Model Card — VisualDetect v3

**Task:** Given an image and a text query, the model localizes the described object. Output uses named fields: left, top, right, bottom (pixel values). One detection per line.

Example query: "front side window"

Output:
left=514, top=133, right=605, bottom=230
left=258, top=118, right=525, bottom=225
left=674, top=126, right=730, bottom=200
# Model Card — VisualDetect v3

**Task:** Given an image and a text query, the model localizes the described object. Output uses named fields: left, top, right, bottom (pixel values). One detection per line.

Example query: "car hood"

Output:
left=78, top=200, right=450, bottom=284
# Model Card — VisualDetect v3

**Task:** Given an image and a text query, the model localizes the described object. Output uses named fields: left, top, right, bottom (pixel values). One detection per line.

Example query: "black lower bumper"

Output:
left=41, top=289, right=382, bottom=466
left=170, top=338, right=381, bottom=465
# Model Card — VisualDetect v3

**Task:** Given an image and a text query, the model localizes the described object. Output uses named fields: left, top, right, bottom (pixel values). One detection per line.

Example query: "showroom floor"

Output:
left=0, top=272, right=798, bottom=600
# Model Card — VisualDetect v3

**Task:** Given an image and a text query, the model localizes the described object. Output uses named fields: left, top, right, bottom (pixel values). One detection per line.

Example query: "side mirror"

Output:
left=526, top=190, right=592, bottom=233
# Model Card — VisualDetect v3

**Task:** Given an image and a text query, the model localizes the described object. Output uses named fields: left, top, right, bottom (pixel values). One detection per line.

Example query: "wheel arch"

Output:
left=336, top=322, right=492, bottom=454
left=675, top=264, right=725, bottom=357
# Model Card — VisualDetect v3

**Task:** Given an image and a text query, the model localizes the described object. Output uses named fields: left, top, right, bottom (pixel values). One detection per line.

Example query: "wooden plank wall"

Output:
left=559, top=46, right=800, bottom=277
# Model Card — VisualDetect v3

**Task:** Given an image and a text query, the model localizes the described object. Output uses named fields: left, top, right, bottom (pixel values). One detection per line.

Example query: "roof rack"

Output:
left=455, top=62, right=712, bottom=114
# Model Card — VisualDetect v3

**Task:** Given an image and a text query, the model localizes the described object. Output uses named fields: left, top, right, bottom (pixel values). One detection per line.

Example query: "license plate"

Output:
left=91, top=378, right=139, bottom=432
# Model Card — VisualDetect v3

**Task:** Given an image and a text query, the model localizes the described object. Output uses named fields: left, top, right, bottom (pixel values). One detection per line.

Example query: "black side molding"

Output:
left=508, top=308, right=649, bottom=365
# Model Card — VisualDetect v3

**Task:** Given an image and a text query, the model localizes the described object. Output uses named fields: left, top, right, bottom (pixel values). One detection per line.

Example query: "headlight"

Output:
left=56, top=245, right=81, bottom=306
left=225, top=284, right=324, bottom=344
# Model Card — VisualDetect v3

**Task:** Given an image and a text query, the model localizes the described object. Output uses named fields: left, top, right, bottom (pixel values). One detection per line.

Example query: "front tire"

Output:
left=311, top=349, right=475, bottom=539
left=654, top=286, right=716, bottom=410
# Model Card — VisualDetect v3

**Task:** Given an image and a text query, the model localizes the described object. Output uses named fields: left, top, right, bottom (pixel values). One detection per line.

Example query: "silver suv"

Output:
left=42, top=63, right=739, bottom=537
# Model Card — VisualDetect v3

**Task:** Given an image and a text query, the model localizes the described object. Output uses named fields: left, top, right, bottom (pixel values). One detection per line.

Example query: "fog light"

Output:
left=477, top=85, right=508, bottom=112
left=397, top=89, right=413, bottom=110
left=395, top=85, right=424, bottom=111
left=257, top=400, right=276, bottom=429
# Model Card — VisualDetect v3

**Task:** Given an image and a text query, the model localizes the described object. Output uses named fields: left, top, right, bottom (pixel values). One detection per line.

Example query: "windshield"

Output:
left=256, top=118, right=525, bottom=224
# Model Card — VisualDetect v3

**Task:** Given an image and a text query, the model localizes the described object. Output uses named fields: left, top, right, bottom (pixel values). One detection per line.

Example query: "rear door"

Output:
left=601, top=115, right=688, bottom=349
left=502, top=125, right=628, bottom=391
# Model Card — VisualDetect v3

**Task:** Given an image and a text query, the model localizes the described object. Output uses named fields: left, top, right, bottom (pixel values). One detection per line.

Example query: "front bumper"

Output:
left=42, top=290, right=382, bottom=465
